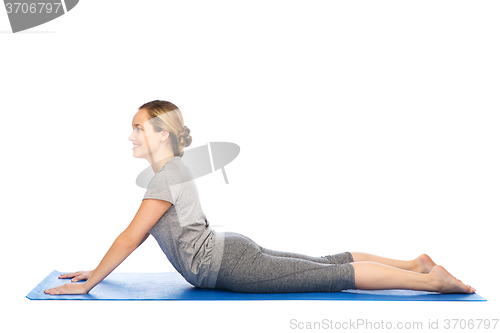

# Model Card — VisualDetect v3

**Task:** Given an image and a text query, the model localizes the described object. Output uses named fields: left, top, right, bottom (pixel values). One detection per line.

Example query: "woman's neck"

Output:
left=151, top=154, right=176, bottom=173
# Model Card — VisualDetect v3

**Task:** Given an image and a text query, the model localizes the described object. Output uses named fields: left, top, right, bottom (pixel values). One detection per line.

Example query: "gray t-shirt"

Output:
left=143, top=156, right=225, bottom=288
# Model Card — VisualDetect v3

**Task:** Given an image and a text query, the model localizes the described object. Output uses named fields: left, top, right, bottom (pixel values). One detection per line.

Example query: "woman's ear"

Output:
left=160, top=131, right=170, bottom=142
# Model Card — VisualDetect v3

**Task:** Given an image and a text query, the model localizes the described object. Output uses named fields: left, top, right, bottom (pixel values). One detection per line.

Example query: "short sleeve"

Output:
left=143, top=170, right=175, bottom=205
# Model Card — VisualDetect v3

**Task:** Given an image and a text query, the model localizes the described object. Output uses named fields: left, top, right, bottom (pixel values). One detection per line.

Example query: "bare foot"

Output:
left=429, top=265, right=476, bottom=294
left=413, top=254, right=437, bottom=273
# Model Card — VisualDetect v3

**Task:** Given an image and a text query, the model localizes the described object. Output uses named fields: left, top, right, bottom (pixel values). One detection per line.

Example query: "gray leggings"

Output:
left=214, top=232, right=356, bottom=293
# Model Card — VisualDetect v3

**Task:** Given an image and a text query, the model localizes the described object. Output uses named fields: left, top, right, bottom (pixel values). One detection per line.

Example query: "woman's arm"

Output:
left=44, top=199, right=172, bottom=295
left=56, top=234, right=150, bottom=283
left=137, top=232, right=150, bottom=248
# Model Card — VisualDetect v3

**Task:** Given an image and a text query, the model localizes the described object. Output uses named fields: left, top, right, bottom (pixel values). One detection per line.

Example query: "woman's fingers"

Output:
left=58, top=270, right=92, bottom=282
left=73, top=272, right=91, bottom=282
left=45, top=284, right=65, bottom=295
left=44, top=282, right=88, bottom=295
left=72, top=274, right=84, bottom=282
left=58, top=271, right=80, bottom=279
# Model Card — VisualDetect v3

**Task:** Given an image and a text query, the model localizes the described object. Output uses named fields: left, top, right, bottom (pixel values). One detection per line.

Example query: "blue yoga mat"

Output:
left=27, top=270, right=486, bottom=301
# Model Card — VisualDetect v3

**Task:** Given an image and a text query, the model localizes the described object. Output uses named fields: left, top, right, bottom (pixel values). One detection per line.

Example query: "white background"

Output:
left=1, top=1, right=499, bottom=332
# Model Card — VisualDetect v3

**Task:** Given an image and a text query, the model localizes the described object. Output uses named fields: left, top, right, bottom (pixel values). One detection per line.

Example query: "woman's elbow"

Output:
left=116, top=231, right=143, bottom=250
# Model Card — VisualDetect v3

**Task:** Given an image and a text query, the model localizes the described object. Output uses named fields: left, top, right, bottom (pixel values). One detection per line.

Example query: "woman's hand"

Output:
left=58, top=270, right=94, bottom=282
left=44, top=282, right=89, bottom=295
left=43, top=199, right=170, bottom=295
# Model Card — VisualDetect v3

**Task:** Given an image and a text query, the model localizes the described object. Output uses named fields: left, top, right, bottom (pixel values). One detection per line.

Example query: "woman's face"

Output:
left=128, top=108, right=164, bottom=161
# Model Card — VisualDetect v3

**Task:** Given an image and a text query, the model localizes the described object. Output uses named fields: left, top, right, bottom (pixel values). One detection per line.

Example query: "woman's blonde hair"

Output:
left=138, top=100, right=193, bottom=157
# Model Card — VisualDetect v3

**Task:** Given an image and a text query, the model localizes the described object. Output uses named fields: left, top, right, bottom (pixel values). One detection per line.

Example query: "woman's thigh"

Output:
left=214, top=232, right=355, bottom=293
left=259, top=246, right=354, bottom=265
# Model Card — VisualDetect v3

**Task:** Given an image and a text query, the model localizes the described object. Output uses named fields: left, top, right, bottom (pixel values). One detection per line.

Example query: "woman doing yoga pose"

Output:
left=44, top=100, right=476, bottom=295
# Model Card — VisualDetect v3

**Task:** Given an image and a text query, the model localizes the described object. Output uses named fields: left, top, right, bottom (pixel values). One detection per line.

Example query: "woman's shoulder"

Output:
left=159, top=157, right=194, bottom=187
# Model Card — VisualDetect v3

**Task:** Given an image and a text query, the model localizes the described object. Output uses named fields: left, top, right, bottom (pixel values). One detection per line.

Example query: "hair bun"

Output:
left=177, top=125, right=192, bottom=148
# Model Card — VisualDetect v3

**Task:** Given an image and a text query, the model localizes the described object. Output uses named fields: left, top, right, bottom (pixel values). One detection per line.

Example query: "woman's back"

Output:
left=144, top=156, right=225, bottom=288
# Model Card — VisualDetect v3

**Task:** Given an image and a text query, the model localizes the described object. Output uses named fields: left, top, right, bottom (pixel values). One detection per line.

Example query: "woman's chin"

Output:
left=132, top=151, right=144, bottom=159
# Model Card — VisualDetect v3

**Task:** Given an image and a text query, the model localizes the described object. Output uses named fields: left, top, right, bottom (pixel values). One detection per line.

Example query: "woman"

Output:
left=44, top=100, right=476, bottom=295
